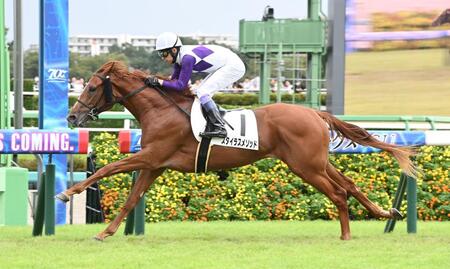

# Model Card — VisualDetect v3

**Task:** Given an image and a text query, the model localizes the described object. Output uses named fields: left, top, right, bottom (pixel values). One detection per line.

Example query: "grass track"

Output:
left=1, top=221, right=449, bottom=269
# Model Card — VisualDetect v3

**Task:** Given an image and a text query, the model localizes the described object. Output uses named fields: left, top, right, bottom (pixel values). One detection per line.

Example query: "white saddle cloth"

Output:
left=190, top=98, right=259, bottom=150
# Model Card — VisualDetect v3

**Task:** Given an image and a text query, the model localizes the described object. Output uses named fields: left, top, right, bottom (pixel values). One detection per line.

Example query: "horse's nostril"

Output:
left=67, top=114, right=77, bottom=124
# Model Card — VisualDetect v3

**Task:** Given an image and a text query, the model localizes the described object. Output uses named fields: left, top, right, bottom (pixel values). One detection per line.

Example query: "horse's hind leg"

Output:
left=95, top=168, right=165, bottom=241
left=285, top=160, right=351, bottom=240
left=326, top=163, right=403, bottom=220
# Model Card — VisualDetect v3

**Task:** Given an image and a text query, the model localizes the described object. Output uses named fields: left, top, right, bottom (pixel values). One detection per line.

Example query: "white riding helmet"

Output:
left=155, top=32, right=183, bottom=51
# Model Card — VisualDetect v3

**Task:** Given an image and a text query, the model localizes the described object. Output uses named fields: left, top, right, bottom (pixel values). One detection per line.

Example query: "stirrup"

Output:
left=200, top=129, right=227, bottom=138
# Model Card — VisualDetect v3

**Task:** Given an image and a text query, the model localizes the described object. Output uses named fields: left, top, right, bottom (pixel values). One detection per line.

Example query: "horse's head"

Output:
left=67, top=62, right=120, bottom=127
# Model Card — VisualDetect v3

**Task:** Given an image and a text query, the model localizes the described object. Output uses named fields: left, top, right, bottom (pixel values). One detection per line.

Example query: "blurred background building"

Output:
left=68, top=33, right=237, bottom=56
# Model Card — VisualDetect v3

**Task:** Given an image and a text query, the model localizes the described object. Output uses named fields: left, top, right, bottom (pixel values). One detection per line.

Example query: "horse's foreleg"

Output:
left=56, top=151, right=153, bottom=202
left=94, top=168, right=164, bottom=241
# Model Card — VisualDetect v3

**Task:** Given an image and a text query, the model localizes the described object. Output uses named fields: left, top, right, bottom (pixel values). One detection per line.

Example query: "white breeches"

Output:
left=196, top=55, right=246, bottom=98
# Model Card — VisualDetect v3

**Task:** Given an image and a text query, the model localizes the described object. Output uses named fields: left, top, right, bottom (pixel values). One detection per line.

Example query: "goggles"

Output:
left=158, top=49, right=171, bottom=58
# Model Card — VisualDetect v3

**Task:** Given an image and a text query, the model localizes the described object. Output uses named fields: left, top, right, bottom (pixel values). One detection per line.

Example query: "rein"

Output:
left=77, top=73, right=191, bottom=121
left=152, top=85, right=191, bottom=119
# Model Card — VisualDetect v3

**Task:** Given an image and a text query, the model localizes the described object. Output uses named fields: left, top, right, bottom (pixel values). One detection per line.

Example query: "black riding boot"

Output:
left=200, top=100, right=227, bottom=138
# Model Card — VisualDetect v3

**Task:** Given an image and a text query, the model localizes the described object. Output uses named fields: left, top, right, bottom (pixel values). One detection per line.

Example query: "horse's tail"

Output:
left=316, top=111, right=418, bottom=177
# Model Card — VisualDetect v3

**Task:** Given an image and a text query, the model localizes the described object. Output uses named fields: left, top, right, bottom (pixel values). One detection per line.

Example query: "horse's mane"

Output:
left=97, top=60, right=194, bottom=98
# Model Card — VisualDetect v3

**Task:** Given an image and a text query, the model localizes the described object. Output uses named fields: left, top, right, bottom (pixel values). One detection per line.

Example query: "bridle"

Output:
left=76, top=73, right=190, bottom=121
left=76, top=73, right=148, bottom=120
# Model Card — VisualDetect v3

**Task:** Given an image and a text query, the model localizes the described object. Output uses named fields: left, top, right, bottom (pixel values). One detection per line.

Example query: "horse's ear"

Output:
left=108, top=61, right=116, bottom=73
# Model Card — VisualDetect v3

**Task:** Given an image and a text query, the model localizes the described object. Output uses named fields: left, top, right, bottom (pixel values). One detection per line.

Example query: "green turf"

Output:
left=1, top=221, right=449, bottom=269
left=345, top=49, right=450, bottom=116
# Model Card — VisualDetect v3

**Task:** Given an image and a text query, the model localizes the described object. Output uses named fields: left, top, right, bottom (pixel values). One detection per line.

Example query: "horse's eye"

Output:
left=89, top=86, right=96, bottom=92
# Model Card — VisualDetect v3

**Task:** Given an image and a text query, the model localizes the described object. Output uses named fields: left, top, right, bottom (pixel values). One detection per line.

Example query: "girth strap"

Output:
left=195, top=138, right=213, bottom=173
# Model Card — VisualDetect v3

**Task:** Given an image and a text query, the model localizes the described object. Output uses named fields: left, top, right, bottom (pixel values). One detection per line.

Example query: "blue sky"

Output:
left=4, top=0, right=328, bottom=49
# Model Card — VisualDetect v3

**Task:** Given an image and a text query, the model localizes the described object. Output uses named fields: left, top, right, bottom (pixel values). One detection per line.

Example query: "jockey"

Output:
left=145, top=32, right=246, bottom=139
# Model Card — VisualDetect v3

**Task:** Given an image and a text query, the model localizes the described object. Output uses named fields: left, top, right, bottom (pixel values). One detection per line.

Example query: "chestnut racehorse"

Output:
left=57, top=61, right=416, bottom=241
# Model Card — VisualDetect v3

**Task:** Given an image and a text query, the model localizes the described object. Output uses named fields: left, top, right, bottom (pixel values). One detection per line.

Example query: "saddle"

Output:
left=190, top=98, right=259, bottom=172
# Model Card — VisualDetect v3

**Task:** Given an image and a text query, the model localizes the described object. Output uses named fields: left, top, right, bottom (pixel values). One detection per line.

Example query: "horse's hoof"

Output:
left=340, top=234, right=351, bottom=240
left=55, top=192, right=70, bottom=203
left=93, top=236, right=104, bottom=242
left=390, top=208, right=403, bottom=220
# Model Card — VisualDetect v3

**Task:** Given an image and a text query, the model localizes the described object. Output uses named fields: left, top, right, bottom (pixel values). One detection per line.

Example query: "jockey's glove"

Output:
left=145, top=76, right=161, bottom=88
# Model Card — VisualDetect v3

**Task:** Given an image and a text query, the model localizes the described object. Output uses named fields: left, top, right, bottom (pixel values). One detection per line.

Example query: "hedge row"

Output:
left=214, top=93, right=327, bottom=107
left=93, top=132, right=450, bottom=223
left=9, top=79, right=35, bottom=92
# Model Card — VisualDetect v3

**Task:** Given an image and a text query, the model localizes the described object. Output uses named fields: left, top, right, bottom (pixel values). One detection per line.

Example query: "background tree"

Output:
left=109, top=43, right=171, bottom=75
left=18, top=37, right=259, bottom=82
left=23, top=50, right=38, bottom=79
left=69, top=52, right=128, bottom=80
